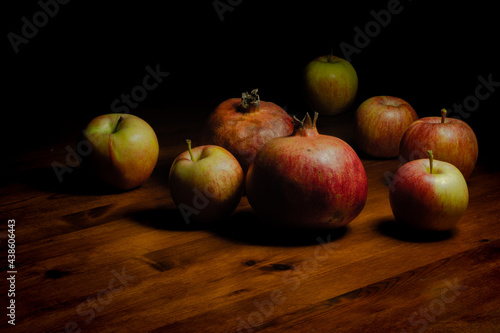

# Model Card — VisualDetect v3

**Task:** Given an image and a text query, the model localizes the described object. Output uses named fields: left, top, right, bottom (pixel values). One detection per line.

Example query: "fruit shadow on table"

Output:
left=13, top=165, right=127, bottom=196
left=129, top=204, right=349, bottom=247
left=206, top=208, right=349, bottom=247
left=375, top=218, right=454, bottom=243
left=130, top=208, right=207, bottom=232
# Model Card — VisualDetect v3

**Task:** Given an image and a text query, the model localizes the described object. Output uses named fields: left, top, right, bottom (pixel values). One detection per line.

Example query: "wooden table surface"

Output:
left=1, top=104, right=499, bottom=333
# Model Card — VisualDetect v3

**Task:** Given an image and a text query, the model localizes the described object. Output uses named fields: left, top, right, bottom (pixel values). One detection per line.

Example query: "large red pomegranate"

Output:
left=246, top=112, right=368, bottom=229
left=200, top=89, right=294, bottom=173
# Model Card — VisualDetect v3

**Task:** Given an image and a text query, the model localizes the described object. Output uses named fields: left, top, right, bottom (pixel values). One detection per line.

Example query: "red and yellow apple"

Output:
left=354, top=96, right=418, bottom=158
left=169, top=140, right=244, bottom=224
left=389, top=151, right=469, bottom=231
left=399, top=109, right=478, bottom=180
left=303, top=55, right=358, bottom=116
left=82, top=113, right=159, bottom=190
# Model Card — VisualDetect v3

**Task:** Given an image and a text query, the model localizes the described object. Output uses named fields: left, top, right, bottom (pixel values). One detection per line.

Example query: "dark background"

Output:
left=3, top=1, right=498, bottom=167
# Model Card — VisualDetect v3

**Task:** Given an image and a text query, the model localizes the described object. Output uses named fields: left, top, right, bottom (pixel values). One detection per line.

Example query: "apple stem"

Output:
left=441, top=109, right=447, bottom=124
left=427, top=150, right=434, bottom=174
left=186, top=139, right=196, bottom=162
left=240, top=89, right=261, bottom=112
left=113, top=116, right=124, bottom=134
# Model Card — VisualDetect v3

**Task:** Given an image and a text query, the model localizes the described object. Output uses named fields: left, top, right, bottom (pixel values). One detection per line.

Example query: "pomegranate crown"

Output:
left=293, top=112, right=318, bottom=128
left=293, top=112, right=319, bottom=136
left=240, top=88, right=260, bottom=110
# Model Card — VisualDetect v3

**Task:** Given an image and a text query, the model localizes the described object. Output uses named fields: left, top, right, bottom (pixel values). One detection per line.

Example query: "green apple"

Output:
left=389, top=151, right=469, bottom=231
left=82, top=113, right=159, bottom=190
left=169, top=140, right=244, bottom=224
left=303, top=54, right=358, bottom=116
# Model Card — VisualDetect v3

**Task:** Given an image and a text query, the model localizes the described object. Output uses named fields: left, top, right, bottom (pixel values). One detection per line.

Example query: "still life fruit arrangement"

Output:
left=81, top=54, right=478, bottom=233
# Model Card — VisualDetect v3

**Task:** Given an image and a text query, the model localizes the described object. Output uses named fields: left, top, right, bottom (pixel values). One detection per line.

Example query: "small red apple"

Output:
left=354, top=96, right=418, bottom=158
left=246, top=112, right=367, bottom=228
left=82, top=113, right=159, bottom=190
left=169, top=140, right=244, bottom=224
left=399, top=109, right=478, bottom=180
left=303, top=54, right=358, bottom=116
left=389, top=150, right=469, bottom=231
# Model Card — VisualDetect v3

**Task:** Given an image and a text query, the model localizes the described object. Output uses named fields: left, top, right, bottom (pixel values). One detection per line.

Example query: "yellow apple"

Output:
left=82, top=113, right=159, bottom=190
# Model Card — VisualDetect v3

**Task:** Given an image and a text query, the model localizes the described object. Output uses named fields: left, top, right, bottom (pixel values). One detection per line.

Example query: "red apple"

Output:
left=169, top=140, right=244, bottom=224
left=82, top=113, right=159, bottom=190
left=246, top=112, right=367, bottom=228
left=303, top=54, right=358, bottom=116
left=399, top=109, right=478, bottom=180
left=200, top=89, right=294, bottom=174
left=354, top=96, right=418, bottom=158
left=389, top=151, right=469, bottom=231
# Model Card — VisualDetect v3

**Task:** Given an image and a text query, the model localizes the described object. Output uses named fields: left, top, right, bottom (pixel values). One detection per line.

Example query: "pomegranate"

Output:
left=200, top=89, right=294, bottom=173
left=246, top=112, right=368, bottom=228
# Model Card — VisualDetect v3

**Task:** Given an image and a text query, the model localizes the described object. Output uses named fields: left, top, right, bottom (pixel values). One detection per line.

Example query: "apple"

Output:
left=303, top=54, right=358, bottom=116
left=169, top=140, right=244, bottom=224
left=354, top=96, right=418, bottom=158
left=82, top=113, right=159, bottom=190
left=399, top=109, right=478, bottom=180
left=389, top=150, right=469, bottom=231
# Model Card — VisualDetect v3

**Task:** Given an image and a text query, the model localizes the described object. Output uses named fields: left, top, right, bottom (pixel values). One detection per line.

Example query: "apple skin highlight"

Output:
left=169, top=141, right=244, bottom=223
left=303, top=55, right=358, bottom=116
left=83, top=113, right=159, bottom=190
left=354, top=96, right=418, bottom=158
left=399, top=109, right=478, bottom=180
left=389, top=154, right=469, bottom=231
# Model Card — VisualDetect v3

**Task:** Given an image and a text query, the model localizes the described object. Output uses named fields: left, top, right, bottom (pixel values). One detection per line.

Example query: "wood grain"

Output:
left=1, top=105, right=499, bottom=333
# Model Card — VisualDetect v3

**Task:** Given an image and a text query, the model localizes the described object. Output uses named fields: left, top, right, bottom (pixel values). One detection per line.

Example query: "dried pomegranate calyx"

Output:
left=240, top=88, right=261, bottom=110
left=294, top=112, right=319, bottom=129
left=294, top=112, right=319, bottom=137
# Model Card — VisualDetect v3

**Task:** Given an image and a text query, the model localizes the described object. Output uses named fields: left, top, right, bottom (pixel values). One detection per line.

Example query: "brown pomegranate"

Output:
left=200, top=89, right=294, bottom=173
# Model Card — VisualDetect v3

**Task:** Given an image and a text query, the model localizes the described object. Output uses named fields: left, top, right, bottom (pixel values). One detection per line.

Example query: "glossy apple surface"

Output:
left=82, top=113, right=159, bottom=190
left=303, top=55, right=358, bottom=116
left=355, top=96, right=418, bottom=158
left=169, top=141, right=244, bottom=223
left=389, top=152, right=469, bottom=231
left=399, top=109, right=478, bottom=180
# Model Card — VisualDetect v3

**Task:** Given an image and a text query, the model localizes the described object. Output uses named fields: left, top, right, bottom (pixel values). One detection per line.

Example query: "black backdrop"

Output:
left=3, top=1, right=498, bottom=167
